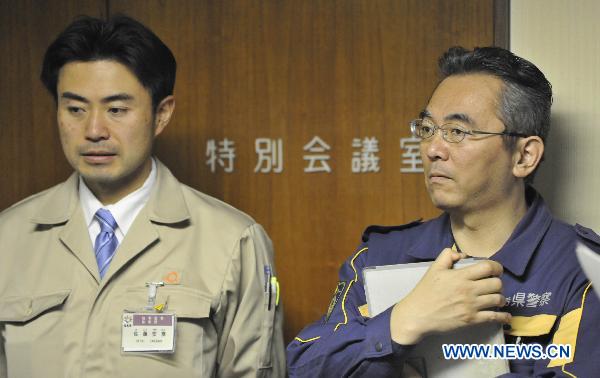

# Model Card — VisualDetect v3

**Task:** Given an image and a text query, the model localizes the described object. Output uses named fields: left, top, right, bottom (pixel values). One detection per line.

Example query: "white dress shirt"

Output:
left=79, top=158, right=157, bottom=246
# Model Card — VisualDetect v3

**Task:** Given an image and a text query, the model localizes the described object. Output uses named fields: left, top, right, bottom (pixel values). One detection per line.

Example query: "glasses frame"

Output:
left=410, top=118, right=529, bottom=143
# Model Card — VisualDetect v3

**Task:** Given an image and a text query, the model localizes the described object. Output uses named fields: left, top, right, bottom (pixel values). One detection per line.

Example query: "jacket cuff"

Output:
left=363, top=306, right=414, bottom=359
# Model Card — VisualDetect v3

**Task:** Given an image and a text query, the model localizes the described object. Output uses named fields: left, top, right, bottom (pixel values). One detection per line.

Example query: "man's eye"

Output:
left=449, top=127, right=467, bottom=137
left=67, top=106, right=83, bottom=114
left=108, top=108, right=128, bottom=115
left=420, top=125, right=434, bottom=135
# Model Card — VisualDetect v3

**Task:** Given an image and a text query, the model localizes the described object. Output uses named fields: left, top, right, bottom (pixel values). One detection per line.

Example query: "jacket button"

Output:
left=375, top=342, right=383, bottom=352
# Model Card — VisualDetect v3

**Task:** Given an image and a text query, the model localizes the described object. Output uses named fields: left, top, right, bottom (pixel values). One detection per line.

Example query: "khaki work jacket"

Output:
left=0, top=160, right=285, bottom=377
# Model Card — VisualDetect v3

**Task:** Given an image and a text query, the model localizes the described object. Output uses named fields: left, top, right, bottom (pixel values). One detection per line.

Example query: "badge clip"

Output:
left=145, top=281, right=165, bottom=312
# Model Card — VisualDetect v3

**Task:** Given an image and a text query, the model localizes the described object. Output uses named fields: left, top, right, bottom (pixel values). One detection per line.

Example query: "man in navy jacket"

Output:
left=287, top=46, right=600, bottom=377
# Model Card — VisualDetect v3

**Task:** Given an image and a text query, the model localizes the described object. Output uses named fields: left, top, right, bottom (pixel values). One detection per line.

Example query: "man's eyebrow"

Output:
left=419, top=109, right=431, bottom=119
left=444, top=113, right=474, bottom=125
left=420, top=110, right=475, bottom=126
left=60, top=92, right=134, bottom=103
left=101, top=93, right=134, bottom=103
left=61, top=92, right=89, bottom=103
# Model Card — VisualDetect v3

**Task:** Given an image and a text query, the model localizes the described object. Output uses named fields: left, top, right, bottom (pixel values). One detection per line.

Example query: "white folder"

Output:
left=576, top=241, right=600, bottom=300
left=363, top=259, right=509, bottom=377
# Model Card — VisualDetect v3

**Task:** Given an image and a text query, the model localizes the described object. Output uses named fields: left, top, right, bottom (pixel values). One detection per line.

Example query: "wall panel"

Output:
left=0, top=0, right=106, bottom=210
left=511, top=0, right=600, bottom=230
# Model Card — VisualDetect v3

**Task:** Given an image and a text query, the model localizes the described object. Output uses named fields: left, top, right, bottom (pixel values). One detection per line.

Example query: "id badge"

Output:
left=121, top=312, right=176, bottom=353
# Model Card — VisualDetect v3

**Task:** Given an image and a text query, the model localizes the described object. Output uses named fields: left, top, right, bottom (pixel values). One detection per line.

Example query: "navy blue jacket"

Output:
left=287, top=189, right=600, bottom=377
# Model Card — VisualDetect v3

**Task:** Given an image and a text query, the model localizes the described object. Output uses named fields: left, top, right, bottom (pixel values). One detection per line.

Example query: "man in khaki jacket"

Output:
left=0, top=15, right=285, bottom=377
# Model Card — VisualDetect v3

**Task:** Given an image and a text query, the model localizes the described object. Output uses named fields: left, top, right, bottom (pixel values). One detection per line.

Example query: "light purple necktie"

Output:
left=94, top=209, right=119, bottom=279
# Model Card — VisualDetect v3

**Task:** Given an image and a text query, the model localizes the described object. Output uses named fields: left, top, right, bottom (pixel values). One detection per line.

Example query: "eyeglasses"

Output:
left=410, top=118, right=529, bottom=143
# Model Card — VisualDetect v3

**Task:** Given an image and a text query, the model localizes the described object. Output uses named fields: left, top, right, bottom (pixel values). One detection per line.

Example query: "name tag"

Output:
left=121, top=312, right=176, bottom=353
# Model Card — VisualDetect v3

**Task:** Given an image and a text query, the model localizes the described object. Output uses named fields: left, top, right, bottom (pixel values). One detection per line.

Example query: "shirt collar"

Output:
left=405, top=187, right=553, bottom=277
left=79, top=158, right=157, bottom=234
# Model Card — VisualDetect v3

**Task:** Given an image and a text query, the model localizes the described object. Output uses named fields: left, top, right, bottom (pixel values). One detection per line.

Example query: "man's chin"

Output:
left=428, top=193, right=460, bottom=212
left=77, top=164, right=121, bottom=185
left=80, top=173, right=120, bottom=187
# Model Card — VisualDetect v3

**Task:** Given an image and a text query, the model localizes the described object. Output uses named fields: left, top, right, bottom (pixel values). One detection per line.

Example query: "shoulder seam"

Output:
left=334, top=247, right=369, bottom=331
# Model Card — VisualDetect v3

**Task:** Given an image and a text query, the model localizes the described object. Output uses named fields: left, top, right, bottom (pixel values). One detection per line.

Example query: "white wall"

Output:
left=511, top=0, right=600, bottom=229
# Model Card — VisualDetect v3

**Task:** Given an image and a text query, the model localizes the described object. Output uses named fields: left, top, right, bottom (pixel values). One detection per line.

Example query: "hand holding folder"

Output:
left=389, top=249, right=510, bottom=345
left=363, top=250, right=510, bottom=378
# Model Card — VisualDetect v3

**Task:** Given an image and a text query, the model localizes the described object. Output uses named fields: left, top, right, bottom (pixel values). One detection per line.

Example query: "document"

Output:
left=576, top=241, right=600, bottom=300
left=363, top=259, right=509, bottom=378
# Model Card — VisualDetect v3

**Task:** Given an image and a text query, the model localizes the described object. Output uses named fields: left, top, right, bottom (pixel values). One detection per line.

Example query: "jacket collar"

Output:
left=145, top=159, right=190, bottom=224
left=489, top=187, right=553, bottom=277
left=30, top=158, right=190, bottom=225
left=405, top=187, right=553, bottom=277
left=30, top=173, right=79, bottom=225
left=404, top=215, right=454, bottom=261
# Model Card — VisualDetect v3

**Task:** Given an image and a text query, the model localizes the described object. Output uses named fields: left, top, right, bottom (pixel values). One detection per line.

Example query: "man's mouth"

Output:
left=82, top=151, right=115, bottom=156
left=428, top=170, right=452, bottom=182
left=81, top=150, right=117, bottom=163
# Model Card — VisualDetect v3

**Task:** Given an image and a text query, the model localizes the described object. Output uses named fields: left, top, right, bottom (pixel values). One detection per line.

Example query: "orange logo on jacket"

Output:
left=163, top=271, right=180, bottom=284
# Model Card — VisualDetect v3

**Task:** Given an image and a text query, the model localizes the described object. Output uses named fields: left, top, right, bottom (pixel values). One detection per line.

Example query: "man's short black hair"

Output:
left=438, top=46, right=552, bottom=183
left=41, top=15, right=176, bottom=110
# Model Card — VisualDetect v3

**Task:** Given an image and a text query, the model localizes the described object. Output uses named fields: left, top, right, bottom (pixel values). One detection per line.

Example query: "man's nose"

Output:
left=84, top=109, right=109, bottom=141
left=424, top=130, right=450, bottom=161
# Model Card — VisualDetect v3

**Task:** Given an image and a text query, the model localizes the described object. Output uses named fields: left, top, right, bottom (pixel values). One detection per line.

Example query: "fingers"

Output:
left=459, top=259, right=503, bottom=280
left=472, top=277, right=503, bottom=295
left=475, top=293, right=506, bottom=309
left=472, top=310, right=512, bottom=325
left=431, top=248, right=465, bottom=271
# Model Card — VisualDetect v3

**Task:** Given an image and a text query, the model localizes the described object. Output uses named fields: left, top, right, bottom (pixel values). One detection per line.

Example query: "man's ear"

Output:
left=512, top=136, right=544, bottom=179
left=153, top=95, right=175, bottom=136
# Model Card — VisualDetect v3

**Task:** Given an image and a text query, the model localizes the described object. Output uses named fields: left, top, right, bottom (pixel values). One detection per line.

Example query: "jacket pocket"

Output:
left=257, top=286, right=278, bottom=372
left=108, top=286, right=214, bottom=377
left=150, top=285, right=212, bottom=318
left=0, top=290, right=70, bottom=322
left=0, top=290, right=71, bottom=378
